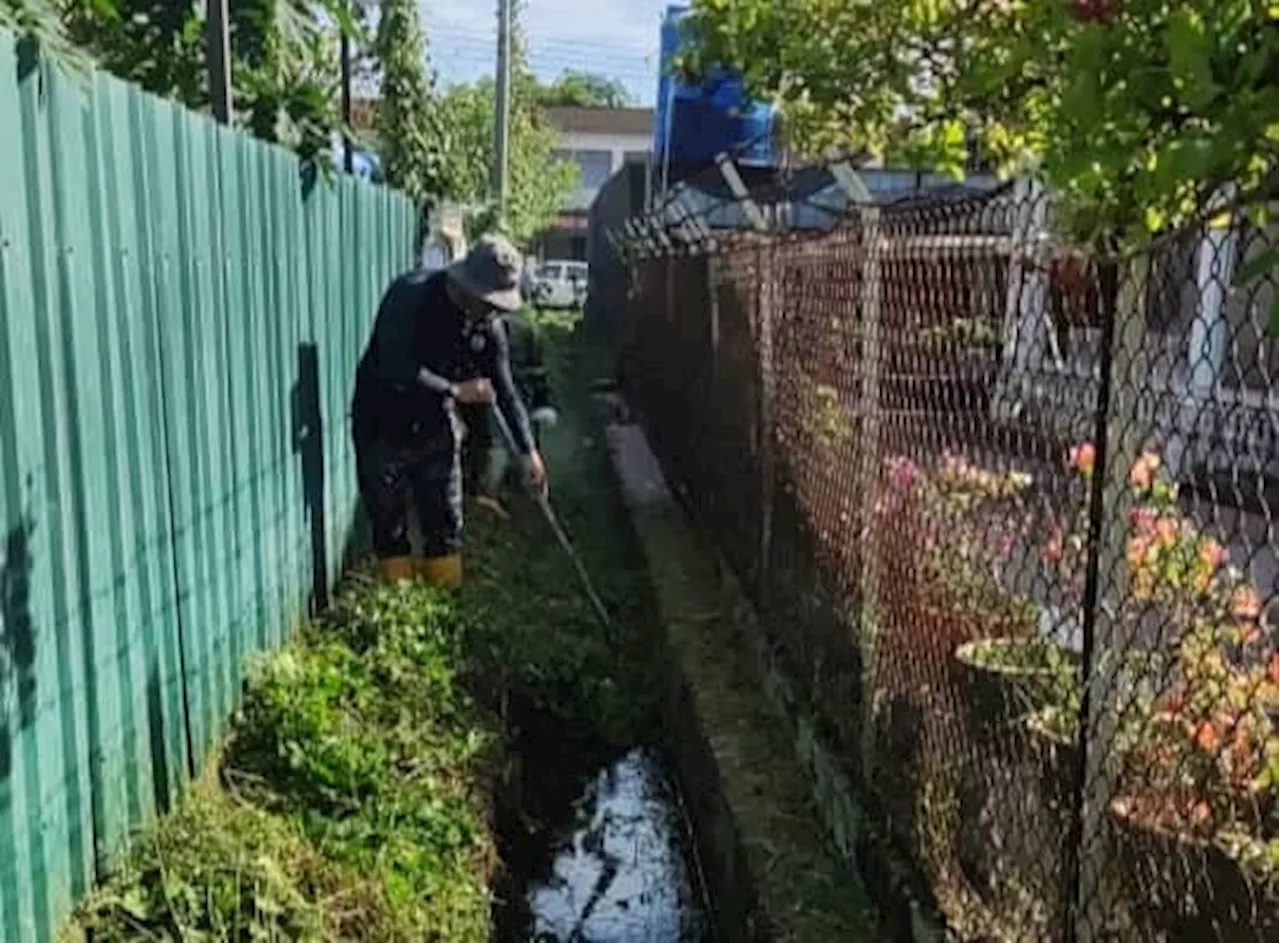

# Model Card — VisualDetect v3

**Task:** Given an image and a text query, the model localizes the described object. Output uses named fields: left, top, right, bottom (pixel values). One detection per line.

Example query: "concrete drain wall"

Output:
left=605, top=419, right=887, bottom=942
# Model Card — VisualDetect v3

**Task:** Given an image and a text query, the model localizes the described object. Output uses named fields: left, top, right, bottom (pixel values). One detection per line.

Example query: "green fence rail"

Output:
left=0, top=32, right=416, bottom=941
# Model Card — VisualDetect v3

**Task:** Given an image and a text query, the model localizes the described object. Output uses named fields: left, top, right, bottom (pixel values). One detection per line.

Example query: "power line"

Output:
left=352, top=24, right=663, bottom=104
left=426, top=28, right=659, bottom=60
left=430, top=44, right=655, bottom=83
left=429, top=42, right=656, bottom=74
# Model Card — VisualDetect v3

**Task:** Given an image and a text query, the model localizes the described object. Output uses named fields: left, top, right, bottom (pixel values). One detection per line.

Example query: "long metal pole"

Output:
left=488, top=403, right=615, bottom=637
left=207, top=0, right=232, bottom=123
left=492, top=0, right=513, bottom=221
left=340, top=21, right=353, bottom=173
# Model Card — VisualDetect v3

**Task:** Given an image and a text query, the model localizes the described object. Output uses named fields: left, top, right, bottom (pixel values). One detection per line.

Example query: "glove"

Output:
left=530, top=407, right=559, bottom=428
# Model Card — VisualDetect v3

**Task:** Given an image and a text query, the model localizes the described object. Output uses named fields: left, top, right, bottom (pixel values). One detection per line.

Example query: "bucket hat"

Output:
left=446, top=233, right=524, bottom=313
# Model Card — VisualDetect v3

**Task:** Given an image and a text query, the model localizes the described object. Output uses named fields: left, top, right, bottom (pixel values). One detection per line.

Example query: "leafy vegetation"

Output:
left=680, top=0, right=1277, bottom=246
left=426, top=29, right=578, bottom=248
left=537, top=69, right=636, bottom=109
left=71, top=574, right=501, bottom=941
left=65, top=311, right=665, bottom=940
left=25, top=0, right=361, bottom=164
left=372, top=0, right=442, bottom=206
left=365, top=1, right=578, bottom=245
left=1, top=0, right=92, bottom=68
left=425, top=76, right=575, bottom=248
left=457, top=308, right=666, bottom=748
left=0, top=0, right=588, bottom=247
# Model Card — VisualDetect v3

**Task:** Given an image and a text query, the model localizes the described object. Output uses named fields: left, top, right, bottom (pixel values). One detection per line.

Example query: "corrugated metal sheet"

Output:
left=0, top=33, right=416, bottom=942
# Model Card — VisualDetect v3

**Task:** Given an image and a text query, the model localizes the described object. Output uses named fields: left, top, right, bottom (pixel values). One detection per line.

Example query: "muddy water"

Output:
left=505, top=747, right=711, bottom=943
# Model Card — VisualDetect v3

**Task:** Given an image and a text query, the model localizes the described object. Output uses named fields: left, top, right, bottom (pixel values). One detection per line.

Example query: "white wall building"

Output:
left=536, top=106, right=653, bottom=261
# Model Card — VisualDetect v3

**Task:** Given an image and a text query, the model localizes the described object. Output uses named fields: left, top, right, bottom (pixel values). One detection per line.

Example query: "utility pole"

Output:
left=340, top=21, right=353, bottom=173
left=207, top=0, right=232, bottom=123
left=492, top=0, right=513, bottom=222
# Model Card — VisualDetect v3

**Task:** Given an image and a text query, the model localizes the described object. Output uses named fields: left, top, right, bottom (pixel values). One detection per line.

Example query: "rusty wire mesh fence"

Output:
left=619, top=168, right=1278, bottom=941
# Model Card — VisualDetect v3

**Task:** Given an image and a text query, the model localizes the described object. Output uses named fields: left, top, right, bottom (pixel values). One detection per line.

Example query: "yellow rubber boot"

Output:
left=420, top=554, right=463, bottom=590
left=378, top=555, right=417, bottom=583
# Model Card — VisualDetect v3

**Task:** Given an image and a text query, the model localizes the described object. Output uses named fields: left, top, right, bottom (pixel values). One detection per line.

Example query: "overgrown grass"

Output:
left=65, top=311, right=666, bottom=942
left=69, top=574, right=501, bottom=941
left=457, top=309, right=664, bottom=754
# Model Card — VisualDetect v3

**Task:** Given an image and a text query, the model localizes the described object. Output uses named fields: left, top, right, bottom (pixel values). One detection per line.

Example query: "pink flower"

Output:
left=888, top=457, right=919, bottom=489
left=1128, top=450, right=1161, bottom=491
left=1129, top=506, right=1156, bottom=535
left=1068, top=441, right=1096, bottom=476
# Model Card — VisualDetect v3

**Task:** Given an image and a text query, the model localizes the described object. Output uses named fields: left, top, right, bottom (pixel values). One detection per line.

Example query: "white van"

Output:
left=530, top=260, right=588, bottom=309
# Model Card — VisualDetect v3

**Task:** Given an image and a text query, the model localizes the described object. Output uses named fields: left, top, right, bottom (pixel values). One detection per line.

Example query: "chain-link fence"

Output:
left=619, top=167, right=1278, bottom=941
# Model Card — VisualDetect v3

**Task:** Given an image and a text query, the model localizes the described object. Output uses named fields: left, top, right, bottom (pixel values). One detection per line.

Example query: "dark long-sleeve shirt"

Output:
left=501, top=311, right=555, bottom=413
left=353, top=268, right=534, bottom=454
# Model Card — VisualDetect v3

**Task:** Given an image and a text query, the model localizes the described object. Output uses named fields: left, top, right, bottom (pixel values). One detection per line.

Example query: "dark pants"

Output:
left=353, top=414, right=463, bottom=558
left=459, top=402, right=494, bottom=496
left=459, top=403, right=545, bottom=500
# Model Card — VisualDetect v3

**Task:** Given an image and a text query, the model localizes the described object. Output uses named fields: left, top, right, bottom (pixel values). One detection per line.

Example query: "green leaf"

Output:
left=1163, top=8, right=1218, bottom=110
left=1264, top=298, right=1280, bottom=337
left=1233, top=244, right=1277, bottom=289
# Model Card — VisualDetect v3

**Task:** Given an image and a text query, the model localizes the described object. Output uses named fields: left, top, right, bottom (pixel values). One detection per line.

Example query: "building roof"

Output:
left=547, top=106, right=654, bottom=137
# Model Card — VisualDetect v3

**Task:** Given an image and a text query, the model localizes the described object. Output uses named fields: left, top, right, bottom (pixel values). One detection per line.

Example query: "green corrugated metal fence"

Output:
left=0, top=32, right=417, bottom=941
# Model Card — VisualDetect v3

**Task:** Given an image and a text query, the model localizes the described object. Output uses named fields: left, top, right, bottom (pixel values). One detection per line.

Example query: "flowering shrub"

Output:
left=1045, top=442, right=1278, bottom=846
left=1044, top=443, right=1265, bottom=629
left=806, top=382, right=854, bottom=452
left=1115, top=626, right=1279, bottom=839
left=877, top=451, right=1035, bottom=631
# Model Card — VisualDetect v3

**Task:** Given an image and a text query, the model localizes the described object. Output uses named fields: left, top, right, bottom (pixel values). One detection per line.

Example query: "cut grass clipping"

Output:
left=68, top=572, right=502, bottom=942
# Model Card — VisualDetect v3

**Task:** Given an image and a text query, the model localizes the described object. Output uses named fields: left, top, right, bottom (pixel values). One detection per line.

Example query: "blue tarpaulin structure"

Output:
left=652, top=4, right=775, bottom=173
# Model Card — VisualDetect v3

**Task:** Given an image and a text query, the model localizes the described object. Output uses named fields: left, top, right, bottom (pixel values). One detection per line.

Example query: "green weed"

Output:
left=68, top=783, right=334, bottom=942
left=455, top=310, right=666, bottom=751
left=68, top=312, right=666, bottom=942
left=71, top=576, right=499, bottom=942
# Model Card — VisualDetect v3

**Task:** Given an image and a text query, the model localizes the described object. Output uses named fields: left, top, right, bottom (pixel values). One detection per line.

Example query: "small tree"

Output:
left=425, top=5, right=575, bottom=247
left=11, top=0, right=361, bottom=164
left=538, top=70, right=635, bottom=109
left=373, top=0, right=442, bottom=204
left=680, top=0, right=1277, bottom=247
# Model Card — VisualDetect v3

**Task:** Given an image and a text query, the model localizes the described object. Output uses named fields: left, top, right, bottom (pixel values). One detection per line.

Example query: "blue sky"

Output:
left=420, top=0, right=673, bottom=106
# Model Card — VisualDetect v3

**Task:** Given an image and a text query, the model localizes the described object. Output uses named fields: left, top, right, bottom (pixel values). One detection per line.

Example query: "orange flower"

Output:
left=1126, top=535, right=1150, bottom=568
left=1197, top=538, right=1228, bottom=569
left=1161, top=688, right=1186, bottom=714
left=1268, top=654, right=1279, bottom=685
left=1154, top=516, right=1179, bottom=547
left=1042, top=526, right=1064, bottom=563
left=1069, top=441, right=1096, bottom=476
left=1128, top=450, right=1161, bottom=491
left=1194, top=721, right=1221, bottom=752
left=1230, top=585, right=1263, bottom=621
